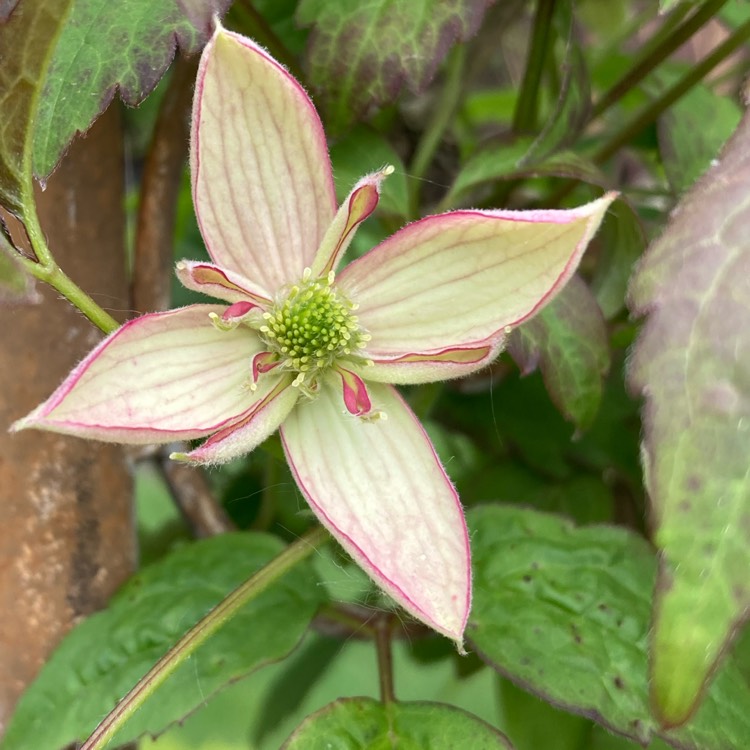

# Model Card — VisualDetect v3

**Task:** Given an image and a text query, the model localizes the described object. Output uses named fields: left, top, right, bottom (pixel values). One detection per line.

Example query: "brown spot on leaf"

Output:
left=685, top=475, right=702, bottom=492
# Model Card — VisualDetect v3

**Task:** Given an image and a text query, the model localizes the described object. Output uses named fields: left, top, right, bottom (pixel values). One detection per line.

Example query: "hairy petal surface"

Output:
left=172, top=376, right=299, bottom=465
left=364, top=337, right=505, bottom=385
left=281, top=383, right=471, bottom=645
left=175, top=260, right=272, bottom=306
left=192, top=25, right=336, bottom=288
left=310, top=167, right=392, bottom=277
left=340, top=194, right=615, bottom=355
left=12, top=306, right=264, bottom=442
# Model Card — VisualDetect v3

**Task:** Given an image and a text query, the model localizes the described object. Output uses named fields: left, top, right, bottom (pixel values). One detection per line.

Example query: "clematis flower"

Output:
left=12, top=23, right=615, bottom=648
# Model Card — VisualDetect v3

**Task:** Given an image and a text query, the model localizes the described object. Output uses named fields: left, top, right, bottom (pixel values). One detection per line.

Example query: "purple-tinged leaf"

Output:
left=508, top=275, right=609, bottom=430
left=282, top=698, right=515, bottom=749
left=628, top=109, right=750, bottom=726
left=296, top=0, right=495, bottom=133
left=33, top=0, right=232, bottom=180
left=0, top=0, right=19, bottom=22
left=468, top=504, right=750, bottom=749
left=0, top=0, right=72, bottom=214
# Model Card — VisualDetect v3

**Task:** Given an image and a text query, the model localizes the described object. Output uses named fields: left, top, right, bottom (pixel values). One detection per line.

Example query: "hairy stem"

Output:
left=17, top=253, right=119, bottom=334
left=80, top=526, right=329, bottom=750
left=512, top=0, right=557, bottom=134
left=9, top=193, right=119, bottom=332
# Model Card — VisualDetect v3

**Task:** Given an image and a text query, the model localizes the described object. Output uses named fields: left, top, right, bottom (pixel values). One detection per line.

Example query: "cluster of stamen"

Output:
left=259, top=269, right=370, bottom=388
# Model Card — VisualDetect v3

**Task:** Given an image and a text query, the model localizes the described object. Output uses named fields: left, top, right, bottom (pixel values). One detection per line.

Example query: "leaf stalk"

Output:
left=79, top=526, right=329, bottom=750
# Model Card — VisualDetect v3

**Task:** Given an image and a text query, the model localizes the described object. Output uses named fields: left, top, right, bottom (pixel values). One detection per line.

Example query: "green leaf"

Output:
left=329, top=125, right=408, bottom=219
left=281, top=698, right=515, bottom=749
left=498, top=678, right=592, bottom=750
left=2, top=533, right=324, bottom=750
left=628, top=109, right=750, bottom=725
left=590, top=199, right=645, bottom=320
left=658, top=83, right=741, bottom=195
left=0, top=0, right=72, bottom=213
left=468, top=504, right=750, bottom=749
left=445, top=137, right=605, bottom=207
left=145, top=632, right=503, bottom=749
left=445, top=137, right=534, bottom=205
left=508, top=275, right=610, bottom=430
left=32, top=0, right=231, bottom=179
left=465, top=373, right=573, bottom=479
left=296, top=0, right=493, bottom=134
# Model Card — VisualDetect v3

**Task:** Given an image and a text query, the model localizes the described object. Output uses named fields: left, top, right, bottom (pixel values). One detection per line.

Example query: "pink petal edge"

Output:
left=363, top=337, right=505, bottom=385
left=172, top=375, right=298, bottom=465
left=191, top=24, right=337, bottom=286
left=176, top=260, right=272, bottom=306
left=12, top=305, right=260, bottom=443
left=339, top=193, right=617, bottom=355
left=311, top=167, right=393, bottom=278
left=280, top=383, right=471, bottom=647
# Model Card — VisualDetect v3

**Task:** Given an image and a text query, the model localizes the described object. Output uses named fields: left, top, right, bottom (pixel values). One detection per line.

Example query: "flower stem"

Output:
left=375, top=616, right=395, bottom=704
left=408, top=44, right=466, bottom=217
left=37, top=263, right=120, bottom=333
left=590, top=0, right=731, bottom=121
left=12, top=200, right=120, bottom=333
left=79, top=526, right=329, bottom=750
left=512, top=0, right=557, bottom=135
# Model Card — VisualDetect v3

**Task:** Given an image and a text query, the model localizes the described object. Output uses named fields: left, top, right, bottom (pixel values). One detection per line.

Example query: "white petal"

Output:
left=363, top=336, right=505, bottom=385
left=173, top=376, right=299, bottom=465
left=281, top=383, right=471, bottom=645
left=13, top=306, right=267, bottom=443
left=339, top=194, right=615, bottom=355
left=192, top=26, right=336, bottom=288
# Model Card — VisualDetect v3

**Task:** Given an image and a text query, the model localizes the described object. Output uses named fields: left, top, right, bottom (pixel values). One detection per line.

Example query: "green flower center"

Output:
left=259, top=270, right=369, bottom=384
